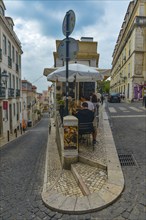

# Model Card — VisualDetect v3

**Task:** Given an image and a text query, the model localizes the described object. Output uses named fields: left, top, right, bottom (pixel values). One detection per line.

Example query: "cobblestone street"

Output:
left=0, top=103, right=146, bottom=220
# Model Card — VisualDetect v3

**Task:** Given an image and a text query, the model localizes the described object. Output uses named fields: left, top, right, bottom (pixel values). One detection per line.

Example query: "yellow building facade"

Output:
left=111, top=0, right=146, bottom=101
left=44, top=37, right=100, bottom=99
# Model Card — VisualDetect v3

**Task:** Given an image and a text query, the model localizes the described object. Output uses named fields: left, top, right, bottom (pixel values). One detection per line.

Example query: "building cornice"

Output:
left=111, top=16, right=146, bottom=70
left=0, top=14, right=23, bottom=53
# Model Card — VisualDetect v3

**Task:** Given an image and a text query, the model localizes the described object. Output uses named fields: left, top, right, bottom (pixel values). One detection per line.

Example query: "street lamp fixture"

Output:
left=1, top=70, right=9, bottom=87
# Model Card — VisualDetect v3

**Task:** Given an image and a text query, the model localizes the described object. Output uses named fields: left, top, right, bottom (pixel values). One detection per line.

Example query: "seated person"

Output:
left=84, top=96, right=95, bottom=112
left=75, top=102, right=97, bottom=145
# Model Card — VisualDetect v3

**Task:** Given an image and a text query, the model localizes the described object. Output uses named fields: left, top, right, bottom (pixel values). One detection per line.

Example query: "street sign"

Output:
left=62, top=10, right=75, bottom=36
left=57, top=37, right=78, bottom=61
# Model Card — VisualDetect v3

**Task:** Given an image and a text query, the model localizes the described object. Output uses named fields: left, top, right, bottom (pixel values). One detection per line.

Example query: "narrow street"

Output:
left=0, top=114, right=55, bottom=220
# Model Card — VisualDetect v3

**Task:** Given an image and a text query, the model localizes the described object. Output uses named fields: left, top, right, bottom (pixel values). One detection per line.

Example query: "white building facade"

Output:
left=0, top=0, right=23, bottom=139
left=111, top=0, right=146, bottom=101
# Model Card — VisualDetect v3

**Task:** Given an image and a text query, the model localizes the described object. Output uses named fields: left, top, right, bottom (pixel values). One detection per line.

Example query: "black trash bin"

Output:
left=27, top=120, right=32, bottom=127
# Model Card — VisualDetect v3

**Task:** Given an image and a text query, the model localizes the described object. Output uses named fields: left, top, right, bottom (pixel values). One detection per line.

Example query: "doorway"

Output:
left=9, top=104, right=12, bottom=133
left=0, top=106, right=3, bottom=137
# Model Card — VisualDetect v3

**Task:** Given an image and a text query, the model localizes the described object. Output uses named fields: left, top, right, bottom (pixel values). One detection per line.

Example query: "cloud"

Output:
left=4, top=0, right=131, bottom=92
left=13, top=17, right=54, bottom=91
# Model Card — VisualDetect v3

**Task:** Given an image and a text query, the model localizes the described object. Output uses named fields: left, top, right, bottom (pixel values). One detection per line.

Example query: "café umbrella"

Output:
left=47, top=63, right=103, bottom=82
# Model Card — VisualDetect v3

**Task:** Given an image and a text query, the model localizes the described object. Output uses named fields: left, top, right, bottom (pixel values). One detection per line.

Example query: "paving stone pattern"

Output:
left=0, top=102, right=145, bottom=220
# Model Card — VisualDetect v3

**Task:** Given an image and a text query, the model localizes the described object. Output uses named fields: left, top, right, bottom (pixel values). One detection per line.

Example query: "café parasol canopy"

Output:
left=47, top=63, right=103, bottom=82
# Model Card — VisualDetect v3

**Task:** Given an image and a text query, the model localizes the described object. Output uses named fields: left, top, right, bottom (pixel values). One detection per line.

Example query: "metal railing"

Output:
left=0, top=86, right=6, bottom=98
left=16, top=89, right=20, bottom=97
left=8, top=88, right=14, bottom=98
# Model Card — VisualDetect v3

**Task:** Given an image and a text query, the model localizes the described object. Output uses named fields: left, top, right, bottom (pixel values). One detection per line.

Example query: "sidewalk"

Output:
left=42, top=105, right=124, bottom=214
left=0, top=129, right=28, bottom=148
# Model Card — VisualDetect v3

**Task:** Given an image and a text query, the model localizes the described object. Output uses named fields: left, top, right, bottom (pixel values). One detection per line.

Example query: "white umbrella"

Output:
left=47, top=63, right=103, bottom=82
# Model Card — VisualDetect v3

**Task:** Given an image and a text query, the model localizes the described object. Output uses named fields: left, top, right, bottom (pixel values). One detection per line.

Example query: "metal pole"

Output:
left=65, top=12, right=70, bottom=115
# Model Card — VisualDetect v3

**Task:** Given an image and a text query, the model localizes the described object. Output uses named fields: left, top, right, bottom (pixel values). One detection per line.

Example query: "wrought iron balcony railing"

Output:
left=16, top=89, right=20, bottom=97
left=135, top=16, right=146, bottom=25
left=8, top=88, right=14, bottom=98
left=0, top=86, right=6, bottom=98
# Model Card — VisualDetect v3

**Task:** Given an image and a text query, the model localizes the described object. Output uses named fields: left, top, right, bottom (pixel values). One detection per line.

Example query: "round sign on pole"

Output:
left=62, top=10, right=75, bottom=36
left=57, top=37, right=78, bottom=61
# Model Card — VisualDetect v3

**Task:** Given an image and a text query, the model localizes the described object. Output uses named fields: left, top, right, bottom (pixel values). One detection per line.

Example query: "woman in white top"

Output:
left=85, top=96, right=94, bottom=112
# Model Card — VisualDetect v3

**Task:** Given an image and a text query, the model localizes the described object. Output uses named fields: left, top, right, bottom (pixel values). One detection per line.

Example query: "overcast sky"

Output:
left=4, top=0, right=131, bottom=93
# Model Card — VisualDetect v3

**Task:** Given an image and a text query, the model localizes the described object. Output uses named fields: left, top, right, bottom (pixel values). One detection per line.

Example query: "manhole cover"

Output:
left=118, top=154, right=136, bottom=166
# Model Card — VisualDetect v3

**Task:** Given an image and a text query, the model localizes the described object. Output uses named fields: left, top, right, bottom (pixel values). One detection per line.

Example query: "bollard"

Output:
left=7, top=130, right=9, bottom=142
left=49, top=125, right=51, bottom=134
left=15, top=129, right=17, bottom=137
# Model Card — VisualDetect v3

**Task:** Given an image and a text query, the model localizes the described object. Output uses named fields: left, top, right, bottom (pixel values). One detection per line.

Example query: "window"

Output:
left=129, top=40, right=131, bottom=56
left=3, top=35, right=7, bottom=55
left=13, top=75, right=15, bottom=89
left=13, top=103, right=15, bottom=116
left=12, top=46, right=15, bottom=62
left=9, top=73, right=11, bottom=88
left=17, top=103, right=19, bottom=120
left=19, top=55, right=21, bottom=69
left=8, top=41, right=11, bottom=58
left=16, top=51, right=18, bottom=64
left=128, top=63, right=130, bottom=78
left=16, top=77, right=18, bottom=89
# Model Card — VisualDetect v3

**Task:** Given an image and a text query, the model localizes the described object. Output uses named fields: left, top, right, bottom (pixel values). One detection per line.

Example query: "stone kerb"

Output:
left=55, top=111, right=64, bottom=166
left=102, top=108, right=125, bottom=193
left=42, top=107, right=125, bottom=214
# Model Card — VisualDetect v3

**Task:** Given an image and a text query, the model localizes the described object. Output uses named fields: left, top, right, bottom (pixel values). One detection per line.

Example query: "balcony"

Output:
left=8, top=56, right=12, bottom=68
left=135, top=16, right=146, bottom=26
left=0, top=86, right=6, bottom=98
left=0, top=48, right=2, bottom=61
left=16, top=89, right=20, bottom=97
left=8, top=88, right=14, bottom=98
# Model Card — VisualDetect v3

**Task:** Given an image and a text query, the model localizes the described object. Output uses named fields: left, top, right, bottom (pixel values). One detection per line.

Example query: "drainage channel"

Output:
left=118, top=154, right=137, bottom=166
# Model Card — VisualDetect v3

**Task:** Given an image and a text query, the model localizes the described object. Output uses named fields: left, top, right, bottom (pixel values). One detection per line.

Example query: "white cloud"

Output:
left=13, top=18, right=55, bottom=92
left=4, top=0, right=131, bottom=92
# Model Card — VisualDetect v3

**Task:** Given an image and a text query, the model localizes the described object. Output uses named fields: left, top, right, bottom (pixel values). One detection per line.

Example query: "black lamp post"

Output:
left=0, top=70, right=9, bottom=98
left=1, top=70, right=9, bottom=88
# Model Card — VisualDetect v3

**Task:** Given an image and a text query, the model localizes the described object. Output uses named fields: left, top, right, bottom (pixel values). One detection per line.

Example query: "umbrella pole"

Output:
left=65, top=12, right=70, bottom=116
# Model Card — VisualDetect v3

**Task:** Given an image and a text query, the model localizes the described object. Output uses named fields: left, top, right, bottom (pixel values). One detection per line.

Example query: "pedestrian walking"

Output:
left=22, top=118, right=26, bottom=132
left=101, top=94, right=104, bottom=105
left=91, top=93, right=99, bottom=114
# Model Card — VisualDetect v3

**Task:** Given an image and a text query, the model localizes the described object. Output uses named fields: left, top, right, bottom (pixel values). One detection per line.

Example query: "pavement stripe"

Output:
left=108, top=107, right=117, bottom=113
left=111, top=115, right=146, bottom=118
left=129, top=107, right=143, bottom=112
left=118, top=107, right=130, bottom=112
left=139, top=107, right=146, bottom=110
